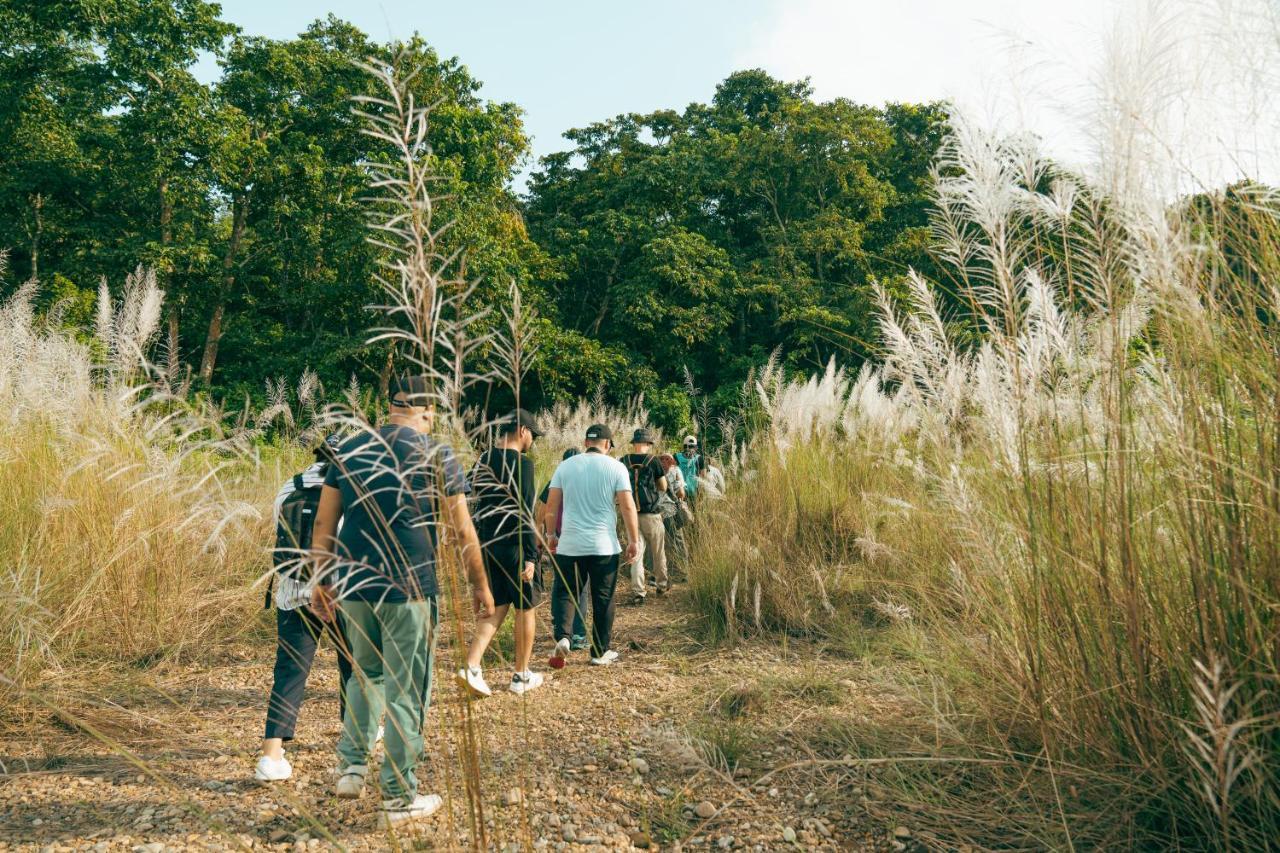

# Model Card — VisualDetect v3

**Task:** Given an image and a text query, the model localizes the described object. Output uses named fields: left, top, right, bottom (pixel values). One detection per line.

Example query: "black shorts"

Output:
left=484, top=543, right=540, bottom=610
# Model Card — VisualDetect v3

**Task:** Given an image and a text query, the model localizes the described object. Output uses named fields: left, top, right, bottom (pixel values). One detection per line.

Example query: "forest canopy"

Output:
left=0, top=1, right=946, bottom=434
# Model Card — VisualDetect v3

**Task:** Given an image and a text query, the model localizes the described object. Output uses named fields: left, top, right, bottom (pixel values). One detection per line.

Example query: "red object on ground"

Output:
left=547, top=652, right=566, bottom=670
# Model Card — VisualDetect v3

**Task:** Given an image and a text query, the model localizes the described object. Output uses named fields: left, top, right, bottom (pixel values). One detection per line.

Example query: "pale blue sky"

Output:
left=196, top=1, right=1276, bottom=193
left=198, top=1, right=776, bottom=191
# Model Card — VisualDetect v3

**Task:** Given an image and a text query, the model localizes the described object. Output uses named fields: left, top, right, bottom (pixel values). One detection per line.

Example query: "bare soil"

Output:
left=0, top=587, right=917, bottom=852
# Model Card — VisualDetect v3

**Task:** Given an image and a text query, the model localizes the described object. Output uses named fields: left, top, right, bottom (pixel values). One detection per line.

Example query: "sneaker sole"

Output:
left=509, top=681, right=544, bottom=695
left=455, top=671, right=491, bottom=698
left=377, top=802, right=443, bottom=828
left=254, top=771, right=290, bottom=782
left=336, top=780, right=365, bottom=799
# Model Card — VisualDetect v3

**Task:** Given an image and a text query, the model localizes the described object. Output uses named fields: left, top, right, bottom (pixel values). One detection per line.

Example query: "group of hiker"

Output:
left=252, top=375, right=720, bottom=828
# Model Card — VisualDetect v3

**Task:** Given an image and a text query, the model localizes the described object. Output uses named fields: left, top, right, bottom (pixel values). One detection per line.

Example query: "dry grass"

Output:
left=687, top=3, right=1280, bottom=847
left=0, top=264, right=302, bottom=702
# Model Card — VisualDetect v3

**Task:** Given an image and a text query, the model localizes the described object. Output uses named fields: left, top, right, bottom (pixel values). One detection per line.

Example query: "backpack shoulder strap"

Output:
left=293, top=473, right=305, bottom=492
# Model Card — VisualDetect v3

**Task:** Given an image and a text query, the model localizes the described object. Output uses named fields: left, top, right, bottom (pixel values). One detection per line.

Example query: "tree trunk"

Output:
left=199, top=195, right=249, bottom=385
left=30, top=193, right=43, bottom=281
left=379, top=346, right=394, bottom=397
left=159, top=177, right=180, bottom=381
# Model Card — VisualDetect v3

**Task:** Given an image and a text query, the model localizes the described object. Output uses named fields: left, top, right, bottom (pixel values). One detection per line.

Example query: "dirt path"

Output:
left=0, top=588, right=912, bottom=852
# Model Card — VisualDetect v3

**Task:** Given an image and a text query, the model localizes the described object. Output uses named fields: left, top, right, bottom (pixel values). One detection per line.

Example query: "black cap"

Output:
left=390, top=374, right=432, bottom=407
left=631, top=428, right=656, bottom=444
left=585, top=423, right=613, bottom=442
left=313, top=433, right=341, bottom=462
left=499, top=408, right=541, bottom=437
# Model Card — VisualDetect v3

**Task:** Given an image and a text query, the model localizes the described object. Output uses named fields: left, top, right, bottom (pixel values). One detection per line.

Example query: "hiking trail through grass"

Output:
left=0, top=588, right=919, bottom=851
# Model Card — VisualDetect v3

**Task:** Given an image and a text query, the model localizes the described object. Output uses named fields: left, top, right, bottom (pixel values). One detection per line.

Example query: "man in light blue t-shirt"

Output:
left=542, top=423, right=640, bottom=666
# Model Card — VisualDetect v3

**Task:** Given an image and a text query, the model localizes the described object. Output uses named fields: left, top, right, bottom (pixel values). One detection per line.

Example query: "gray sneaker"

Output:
left=335, top=764, right=367, bottom=799
left=378, top=792, right=443, bottom=828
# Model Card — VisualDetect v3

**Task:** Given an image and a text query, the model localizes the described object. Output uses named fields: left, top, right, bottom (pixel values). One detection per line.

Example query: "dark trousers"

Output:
left=551, top=553, right=620, bottom=657
left=264, top=606, right=353, bottom=741
left=572, top=583, right=589, bottom=638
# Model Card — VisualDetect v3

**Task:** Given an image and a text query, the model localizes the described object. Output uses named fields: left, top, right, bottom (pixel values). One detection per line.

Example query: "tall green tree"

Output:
left=524, top=70, right=948, bottom=420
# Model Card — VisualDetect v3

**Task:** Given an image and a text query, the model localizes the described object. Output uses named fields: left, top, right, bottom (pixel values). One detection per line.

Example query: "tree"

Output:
left=524, top=70, right=948, bottom=422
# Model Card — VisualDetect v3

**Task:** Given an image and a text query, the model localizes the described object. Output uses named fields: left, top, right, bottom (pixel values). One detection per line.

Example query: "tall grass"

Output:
left=0, top=263, right=295, bottom=697
left=687, top=3, right=1280, bottom=846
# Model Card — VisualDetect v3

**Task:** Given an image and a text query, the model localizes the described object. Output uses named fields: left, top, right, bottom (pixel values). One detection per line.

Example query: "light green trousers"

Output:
left=337, top=598, right=438, bottom=801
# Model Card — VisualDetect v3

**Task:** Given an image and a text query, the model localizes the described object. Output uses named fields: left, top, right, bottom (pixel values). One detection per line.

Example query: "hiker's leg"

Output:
left=641, top=513, right=668, bottom=590
left=588, top=554, right=620, bottom=657
left=629, top=526, right=647, bottom=597
left=326, top=609, right=353, bottom=724
left=465, top=603, right=510, bottom=669
left=510, top=553, right=540, bottom=672
left=572, top=581, right=589, bottom=638
left=513, top=605, right=537, bottom=672
left=336, top=600, right=385, bottom=770
left=263, top=606, right=321, bottom=756
left=376, top=599, right=434, bottom=801
left=551, top=555, right=584, bottom=641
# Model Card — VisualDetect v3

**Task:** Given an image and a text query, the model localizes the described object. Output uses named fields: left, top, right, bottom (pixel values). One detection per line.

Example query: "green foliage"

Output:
left=0, top=4, right=944, bottom=438
left=525, top=71, right=947, bottom=415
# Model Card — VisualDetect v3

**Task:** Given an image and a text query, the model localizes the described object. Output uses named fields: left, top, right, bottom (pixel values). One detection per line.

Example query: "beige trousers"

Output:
left=630, top=512, right=668, bottom=596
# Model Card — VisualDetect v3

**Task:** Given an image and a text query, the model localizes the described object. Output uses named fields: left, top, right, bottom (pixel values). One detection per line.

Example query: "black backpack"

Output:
left=264, top=467, right=328, bottom=607
left=628, top=454, right=661, bottom=514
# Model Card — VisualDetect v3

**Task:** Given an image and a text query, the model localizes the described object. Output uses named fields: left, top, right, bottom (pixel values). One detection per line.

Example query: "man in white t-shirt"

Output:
left=542, top=423, right=640, bottom=666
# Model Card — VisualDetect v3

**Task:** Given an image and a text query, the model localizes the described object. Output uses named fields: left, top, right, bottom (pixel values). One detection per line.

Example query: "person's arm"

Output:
left=447, top=492, right=494, bottom=617
left=616, top=489, right=640, bottom=563
left=518, top=456, right=537, bottom=581
left=309, top=484, right=343, bottom=622
left=653, top=459, right=668, bottom=492
left=543, top=487, right=563, bottom=554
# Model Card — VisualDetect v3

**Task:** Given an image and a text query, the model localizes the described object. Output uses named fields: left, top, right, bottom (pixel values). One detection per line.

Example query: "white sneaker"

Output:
left=335, top=764, right=367, bottom=799
left=589, top=650, right=620, bottom=666
left=548, top=637, right=571, bottom=670
left=254, top=753, right=291, bottom=782
left=377, top=792, right=443, bottom=828
left=509, top=671, right=544, bottom=695
left=456, top=666, right=492, bottom=698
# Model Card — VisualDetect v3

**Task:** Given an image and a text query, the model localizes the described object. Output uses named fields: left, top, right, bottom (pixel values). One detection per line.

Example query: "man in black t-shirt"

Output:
left=457, top=409, right=545, bottom=697
left=622, top=428, right=669, bottom=604
left=310, top=374, right=491, bottom=828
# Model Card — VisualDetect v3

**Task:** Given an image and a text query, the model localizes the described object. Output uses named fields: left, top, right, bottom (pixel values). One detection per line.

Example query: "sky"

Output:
left=197, top=0, right=1278, bottom=193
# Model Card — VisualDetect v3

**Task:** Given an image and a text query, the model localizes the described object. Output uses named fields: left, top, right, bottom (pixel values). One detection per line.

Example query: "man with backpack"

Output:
left=622, top=428, right=668, bottom=604
left=254, top=436, right=355, bottom=782
left=309, top=375, right=492, bottom=829
left=457, top=409, right=545, bottom=698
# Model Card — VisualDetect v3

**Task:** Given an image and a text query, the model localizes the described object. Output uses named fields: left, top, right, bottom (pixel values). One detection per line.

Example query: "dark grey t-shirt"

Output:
left=323, top=424, right=469, bottom=602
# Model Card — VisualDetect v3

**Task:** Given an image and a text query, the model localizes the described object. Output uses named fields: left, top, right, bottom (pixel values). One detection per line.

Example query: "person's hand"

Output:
left=546, top=533, right=559, bottom=555
left=623, top=540, right=639, bottom=563
left=521, top=561, right=536, bottom=583
left=473, top=585, right=495, bottom=619
left=311, top=584, right=337, bottom=623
